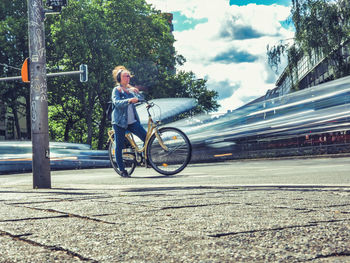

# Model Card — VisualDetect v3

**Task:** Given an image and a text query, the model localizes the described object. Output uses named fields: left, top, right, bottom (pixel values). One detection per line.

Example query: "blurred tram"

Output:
left=0, top=141, right=110, bottom=174
left=180, top=75, right=350, bottom=162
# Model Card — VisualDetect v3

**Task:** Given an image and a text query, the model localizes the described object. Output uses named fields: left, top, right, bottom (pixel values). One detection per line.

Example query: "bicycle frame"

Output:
left=107, top=104, right=168, bottom=164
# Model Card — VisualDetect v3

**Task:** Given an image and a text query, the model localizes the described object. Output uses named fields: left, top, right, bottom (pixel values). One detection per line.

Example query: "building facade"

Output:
left=269, top=40, right=350, bottom=100
left=0, top=97, right=28, bottom=140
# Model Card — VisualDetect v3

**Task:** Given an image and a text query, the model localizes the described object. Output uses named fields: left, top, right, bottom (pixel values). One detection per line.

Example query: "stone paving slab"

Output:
left=0, top=235, right=83, bottom=263
left=1, top=186, right=349, bottom=262
left=1, top=160, right=350, bottom=262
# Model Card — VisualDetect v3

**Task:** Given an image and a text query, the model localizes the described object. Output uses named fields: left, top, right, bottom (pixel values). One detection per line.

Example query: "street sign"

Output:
left=21, top=58, right=30, bottom=83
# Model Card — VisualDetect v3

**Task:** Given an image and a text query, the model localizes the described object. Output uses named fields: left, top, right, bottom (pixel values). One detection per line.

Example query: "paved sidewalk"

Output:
left=1, top=160, right=350, bottom=262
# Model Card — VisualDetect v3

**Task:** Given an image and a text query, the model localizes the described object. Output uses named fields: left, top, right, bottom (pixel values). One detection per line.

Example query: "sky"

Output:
left=145, top=0, right=295, bottom=112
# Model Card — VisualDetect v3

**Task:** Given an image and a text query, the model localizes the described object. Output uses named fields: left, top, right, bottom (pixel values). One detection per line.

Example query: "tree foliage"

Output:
left=0, top=0, right=30, bottom=139
left=1, top=0, right=218, bottom=148
left=267, top=0, right=350, bottom=88
left=158, top=70, right=219, bottom=115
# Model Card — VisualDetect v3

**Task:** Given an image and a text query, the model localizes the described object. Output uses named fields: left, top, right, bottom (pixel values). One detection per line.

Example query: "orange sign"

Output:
left=21, top=58, right=30, bottom=83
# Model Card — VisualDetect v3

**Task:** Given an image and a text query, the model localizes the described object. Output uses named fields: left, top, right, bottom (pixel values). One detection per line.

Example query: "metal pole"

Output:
left=46, top=70, right=84, bottom=77
left=0, top=70, right=84, bottom=82
left=0, top=76, right=23, bottom=82
left=28, top=0, right=51, bottom=188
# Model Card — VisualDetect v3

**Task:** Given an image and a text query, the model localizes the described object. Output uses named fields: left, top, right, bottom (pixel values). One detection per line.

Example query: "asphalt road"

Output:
left=0, top=157, right=349, bottom=262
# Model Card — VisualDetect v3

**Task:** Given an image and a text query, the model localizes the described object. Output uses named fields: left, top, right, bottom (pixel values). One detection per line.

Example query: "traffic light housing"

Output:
left=46, top=0, right=68, bottom=12
left=80, top=64, right=88, bottom=82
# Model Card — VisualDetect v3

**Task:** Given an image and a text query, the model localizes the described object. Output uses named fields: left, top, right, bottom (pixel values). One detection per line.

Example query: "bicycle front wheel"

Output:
left=147, top=127, right=191, bottom=175
left=108, top=139, right=136, bottom=176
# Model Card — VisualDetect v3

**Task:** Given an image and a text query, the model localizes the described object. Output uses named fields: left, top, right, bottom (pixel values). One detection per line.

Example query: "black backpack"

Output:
left=106, top=101, right=114, bottom=122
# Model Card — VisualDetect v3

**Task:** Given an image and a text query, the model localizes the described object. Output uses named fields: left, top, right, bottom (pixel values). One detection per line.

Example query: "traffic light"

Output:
left=80, top=64, right=88, bottom=82
left=46, top=0, right=68, bottom=12
left=21, top=58, right=30, bottom=83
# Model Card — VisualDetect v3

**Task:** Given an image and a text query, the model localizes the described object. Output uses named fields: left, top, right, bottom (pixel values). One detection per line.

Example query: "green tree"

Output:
left=46, top=0, right=114, bottom=148
left=157, top=70, right=219, bottom=115
left=1, top=0, right=218, bottom=149
left=46, top=0, right=179, bottom=149
left=46, top=0, right=218, bottom=149
left=267, top=0, right=350, bottom=89
left=0, top=0, right=30, bottom=139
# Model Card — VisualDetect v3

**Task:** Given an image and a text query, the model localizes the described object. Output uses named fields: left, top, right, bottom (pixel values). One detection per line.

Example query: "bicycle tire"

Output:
left=146, top=127, right=191, bottom=175
left=108, top=139, right=136, bottom=176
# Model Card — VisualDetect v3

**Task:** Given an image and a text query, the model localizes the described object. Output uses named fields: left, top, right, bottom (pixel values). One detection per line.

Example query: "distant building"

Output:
left=266, top=40, right=350, bottom=100
left=0, top=97, right=28, bottom=140
left=0, top=104, right=6, bottom=140
left=229, top=38, right=350, bottom=115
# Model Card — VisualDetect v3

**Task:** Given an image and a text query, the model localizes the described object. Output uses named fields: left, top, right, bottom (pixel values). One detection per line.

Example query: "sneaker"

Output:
left=120, top=170, right=130, bottom=178
left=146, top=160, right=152, bottom=168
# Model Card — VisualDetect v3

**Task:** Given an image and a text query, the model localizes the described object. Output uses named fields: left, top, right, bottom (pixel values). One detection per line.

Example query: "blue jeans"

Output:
left=113, top=122, right=146, bottom=172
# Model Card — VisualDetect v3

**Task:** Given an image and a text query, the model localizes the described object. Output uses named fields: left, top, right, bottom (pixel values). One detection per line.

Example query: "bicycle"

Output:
left=107, top=100, right=192, bottom=176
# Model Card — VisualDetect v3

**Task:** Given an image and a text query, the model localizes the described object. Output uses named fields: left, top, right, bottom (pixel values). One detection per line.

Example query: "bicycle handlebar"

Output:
left=138, top=99, right=154, bottom=109
left=137, top=99, right=161, bottom=122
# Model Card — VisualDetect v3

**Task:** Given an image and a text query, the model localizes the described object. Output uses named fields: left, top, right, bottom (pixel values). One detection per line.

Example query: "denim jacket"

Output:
left=111, top=85, right=142, bottom=128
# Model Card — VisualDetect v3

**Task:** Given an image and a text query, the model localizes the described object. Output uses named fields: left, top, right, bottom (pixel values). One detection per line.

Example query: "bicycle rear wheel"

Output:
left=108, top=139, right=136, bottom=176
left=147, top=127, right=191, bottom=175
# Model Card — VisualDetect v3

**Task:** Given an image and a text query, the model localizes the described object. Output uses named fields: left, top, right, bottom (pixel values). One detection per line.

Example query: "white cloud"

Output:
left=146, top=0, right=294, bottom=112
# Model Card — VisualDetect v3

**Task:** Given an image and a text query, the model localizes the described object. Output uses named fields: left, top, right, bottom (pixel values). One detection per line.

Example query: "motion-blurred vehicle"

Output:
left=0, top=141, right=110, bottom=174
left=2, top=76, right=350, bottom=174
left=180, top=75, right=350, bottom=161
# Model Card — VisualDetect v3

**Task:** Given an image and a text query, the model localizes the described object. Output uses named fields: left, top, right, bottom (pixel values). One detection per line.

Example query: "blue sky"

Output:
left=146, top=0, right=294, bottom=112
left=173, top=11, right=292, bottom=32
left=172, top=11, right=208, bottom=32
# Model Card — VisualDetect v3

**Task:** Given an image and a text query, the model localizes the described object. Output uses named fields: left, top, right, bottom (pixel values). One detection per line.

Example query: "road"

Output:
left=2, top=156, right=350, bottom=187
left=0, top=157, right=349, bottom=262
